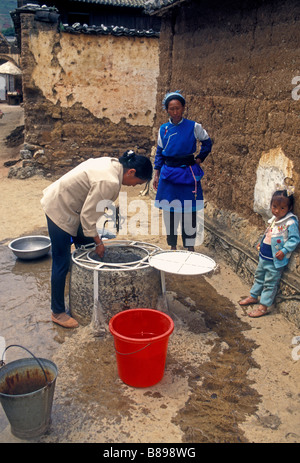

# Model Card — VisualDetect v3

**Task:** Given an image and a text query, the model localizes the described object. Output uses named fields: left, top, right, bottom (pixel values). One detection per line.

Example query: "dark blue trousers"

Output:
left=46, top=216, right=93, bottom=314
left=163, top=210, right=197, bottom=247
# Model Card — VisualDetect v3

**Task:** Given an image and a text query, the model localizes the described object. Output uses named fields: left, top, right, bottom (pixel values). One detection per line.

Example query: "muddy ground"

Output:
left=0, top=104, right=300, bottom=446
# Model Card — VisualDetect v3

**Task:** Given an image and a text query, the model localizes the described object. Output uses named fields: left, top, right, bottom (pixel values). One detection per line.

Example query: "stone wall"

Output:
left=17, top=9, right=159, bottom=173
left=154, top=0, right=300, bottom=326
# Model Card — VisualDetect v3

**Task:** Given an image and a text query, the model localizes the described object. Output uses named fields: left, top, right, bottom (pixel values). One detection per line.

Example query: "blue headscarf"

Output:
left=162, top=91, right=185, bottom=110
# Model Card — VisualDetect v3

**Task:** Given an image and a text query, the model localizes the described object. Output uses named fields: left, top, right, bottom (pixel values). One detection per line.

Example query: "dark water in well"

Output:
left=88, top=245, right=148, bottom=263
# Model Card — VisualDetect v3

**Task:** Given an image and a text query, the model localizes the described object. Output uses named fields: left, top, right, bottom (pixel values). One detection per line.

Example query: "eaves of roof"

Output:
left=144, top=0, right=188, bottom=15
left=70, top=0, right=146, bottom=8
left=11, top=4, right=160, bottom=37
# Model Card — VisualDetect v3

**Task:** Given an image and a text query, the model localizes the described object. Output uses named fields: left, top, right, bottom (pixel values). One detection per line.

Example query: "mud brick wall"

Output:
left=154, top=0, right=300, bottom=325
left=19, top=11, right=159, bottom=172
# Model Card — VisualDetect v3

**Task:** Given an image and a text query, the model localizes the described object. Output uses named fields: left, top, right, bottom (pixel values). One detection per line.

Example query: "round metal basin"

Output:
left=8, top=236, right=51, bottom=260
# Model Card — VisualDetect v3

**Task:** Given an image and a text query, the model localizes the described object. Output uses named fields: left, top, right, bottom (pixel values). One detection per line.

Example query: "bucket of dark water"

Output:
left=0, top=345, right=58, bottom=439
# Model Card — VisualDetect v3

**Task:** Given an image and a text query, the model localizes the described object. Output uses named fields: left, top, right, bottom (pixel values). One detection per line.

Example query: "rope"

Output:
left=189, top=166, right=197, bottom=200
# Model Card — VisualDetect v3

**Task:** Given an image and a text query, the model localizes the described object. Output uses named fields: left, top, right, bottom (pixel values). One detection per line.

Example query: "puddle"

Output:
left=0, top=239, right=260, bottom=443
left=0, top=242, right=73, bottom=359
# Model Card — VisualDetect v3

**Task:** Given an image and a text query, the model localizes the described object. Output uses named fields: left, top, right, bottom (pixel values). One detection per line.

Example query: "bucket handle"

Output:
left=115, top=343, right=151, bottom=356
left=0, top=345, right=51, bottom=386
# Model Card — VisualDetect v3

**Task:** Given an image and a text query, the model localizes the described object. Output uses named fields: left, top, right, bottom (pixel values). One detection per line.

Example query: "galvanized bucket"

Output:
left=0, top=345, right=58, bottom=439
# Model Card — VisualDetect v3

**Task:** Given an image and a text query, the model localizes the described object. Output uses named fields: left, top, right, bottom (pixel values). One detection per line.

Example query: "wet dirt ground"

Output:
left=1, top=104, right=300, bottom=446
left=0, top=242, right=259, bottom=444
left=1, top=237, right=300, bottom=446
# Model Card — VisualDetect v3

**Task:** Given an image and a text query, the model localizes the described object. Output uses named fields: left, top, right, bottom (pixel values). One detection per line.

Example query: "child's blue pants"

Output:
left=250, top=257, right=284, bottom=307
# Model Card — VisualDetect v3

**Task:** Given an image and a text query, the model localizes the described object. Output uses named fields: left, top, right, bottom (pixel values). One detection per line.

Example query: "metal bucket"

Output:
left=0, top=345, right=58, bottom=439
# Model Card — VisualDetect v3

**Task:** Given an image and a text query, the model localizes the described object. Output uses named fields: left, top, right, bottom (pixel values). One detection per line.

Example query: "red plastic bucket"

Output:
left=109, top=308, right=174, bottom=387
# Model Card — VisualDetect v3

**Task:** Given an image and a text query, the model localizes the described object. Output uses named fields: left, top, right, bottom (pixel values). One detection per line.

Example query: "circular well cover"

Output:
left=149, top=251, right=216, bottom=276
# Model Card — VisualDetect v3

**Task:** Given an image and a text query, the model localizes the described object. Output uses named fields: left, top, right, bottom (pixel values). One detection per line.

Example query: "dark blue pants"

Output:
left=163, top=210, right=197, bottom=247
left=46, top=216, right=93, bottom=314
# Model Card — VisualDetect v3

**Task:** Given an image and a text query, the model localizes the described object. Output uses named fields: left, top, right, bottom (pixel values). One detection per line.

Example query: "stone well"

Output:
left=69, top=240, right=162, bottom=327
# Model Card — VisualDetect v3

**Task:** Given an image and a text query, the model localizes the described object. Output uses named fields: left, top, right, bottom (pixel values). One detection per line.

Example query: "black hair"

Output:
left=271, top=189, right=295, bottom=211
left=119, top=150, right=153, bottom=181
left=164, top=94, right=186, bottom=110
left=163, top=91, right=186, bottom=110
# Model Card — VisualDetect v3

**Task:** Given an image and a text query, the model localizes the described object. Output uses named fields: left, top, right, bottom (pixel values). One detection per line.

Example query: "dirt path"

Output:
left=0, top=103, right=24, bottom=175
left=0, top=103, right=51, bottom=240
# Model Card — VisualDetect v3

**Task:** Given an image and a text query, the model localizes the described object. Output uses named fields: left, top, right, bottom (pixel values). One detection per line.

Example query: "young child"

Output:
left=239, top=187, right=300, bottom=317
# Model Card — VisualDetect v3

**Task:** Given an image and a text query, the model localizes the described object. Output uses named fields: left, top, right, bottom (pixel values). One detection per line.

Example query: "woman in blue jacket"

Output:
left=240, top=187, right=300, bottom=317
left=153, top=91, right=212, bottom=251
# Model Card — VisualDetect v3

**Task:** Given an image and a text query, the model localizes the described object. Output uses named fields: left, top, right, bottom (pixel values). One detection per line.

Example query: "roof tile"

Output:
left=70, top=0, right=146, bottom=7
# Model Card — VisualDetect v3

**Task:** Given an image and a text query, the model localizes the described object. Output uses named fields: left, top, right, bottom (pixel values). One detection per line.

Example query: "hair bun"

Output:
left=123, top=149, right=136, bottom=161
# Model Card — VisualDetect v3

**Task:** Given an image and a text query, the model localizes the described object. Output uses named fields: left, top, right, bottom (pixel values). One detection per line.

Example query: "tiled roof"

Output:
left=70, top=0, right=147, bottom=7
left=144, top=0, right=185, bottom=13
left=71, top=0, right=179, bottom=9
left=11, top=5, right=159, bottom=37
left=62, top=23, right=159, bottom=36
